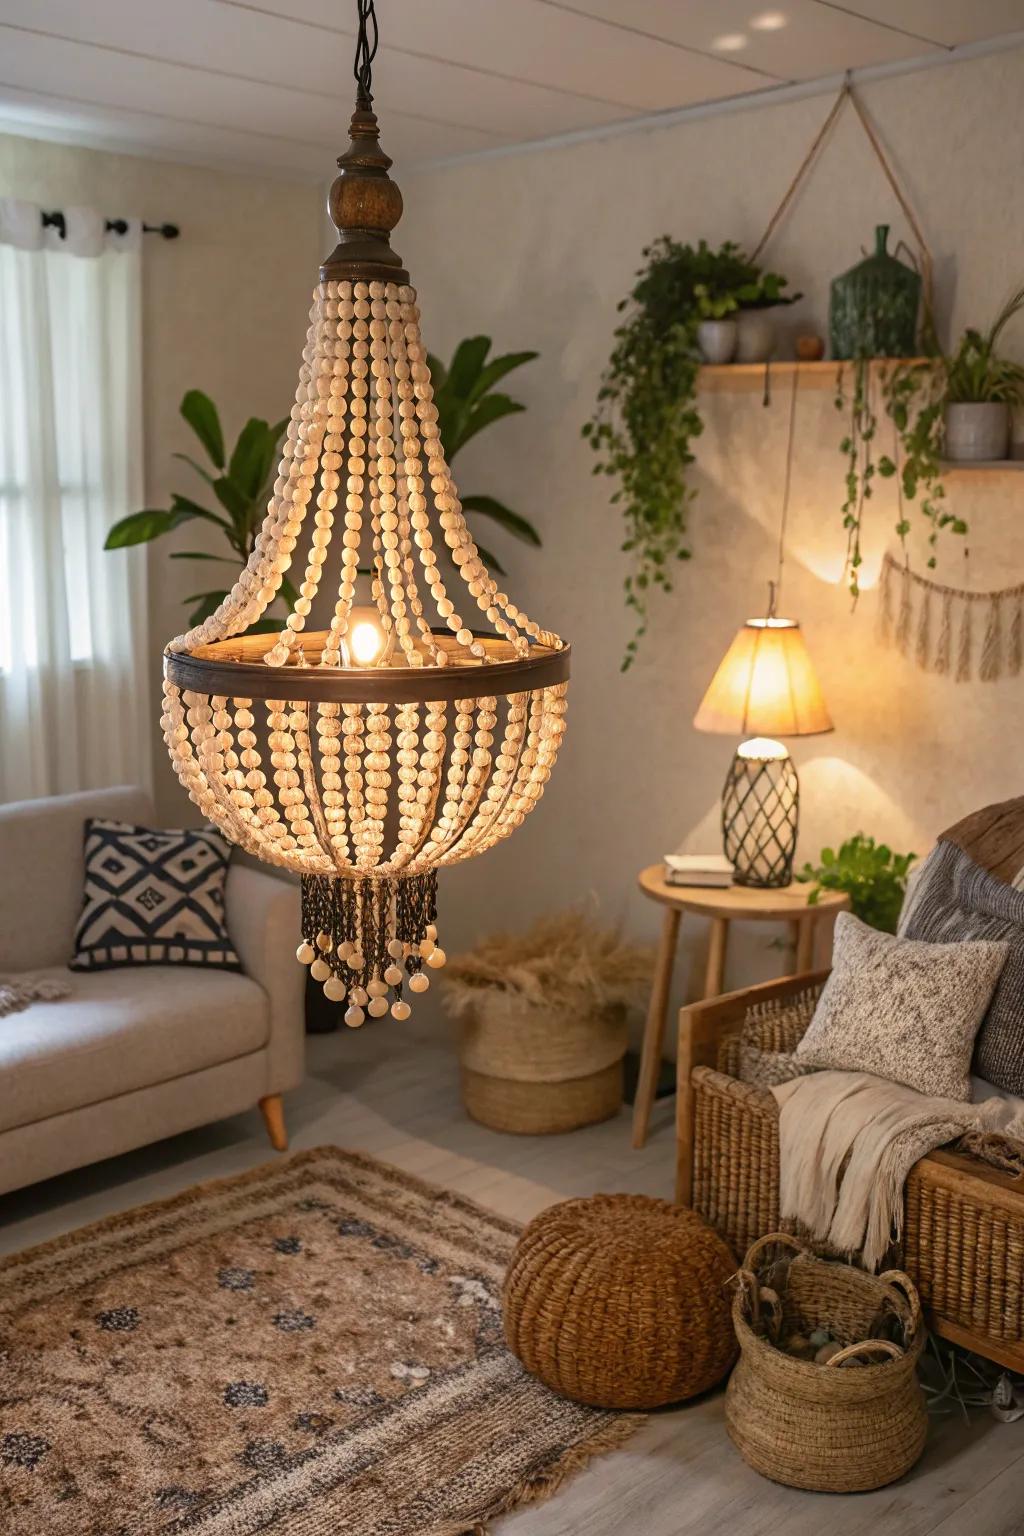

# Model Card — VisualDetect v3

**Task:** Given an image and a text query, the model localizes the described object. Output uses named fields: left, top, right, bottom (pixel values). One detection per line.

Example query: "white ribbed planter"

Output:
left=944, top=401, right=1010, bottom=462
left=697, top=319, right=738, bottom=364
left=735, top=310, right=777, bottom=363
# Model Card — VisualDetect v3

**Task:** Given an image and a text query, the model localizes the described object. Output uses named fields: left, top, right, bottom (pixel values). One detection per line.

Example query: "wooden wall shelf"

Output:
left=940, top=459, right=1024, bottom=474
left=697, top=358, right=925, bottom=394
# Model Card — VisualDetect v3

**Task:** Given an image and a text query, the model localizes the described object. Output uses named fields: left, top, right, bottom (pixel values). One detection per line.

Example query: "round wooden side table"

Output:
left=631, top=866, right=848, bottom=1148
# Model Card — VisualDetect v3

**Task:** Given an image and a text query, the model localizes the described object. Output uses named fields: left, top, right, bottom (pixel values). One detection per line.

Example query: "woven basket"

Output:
left=459, top=993, right=627, bottom=1134
left=503, top=1194, right=738, bottom=1408
left=726, top=1233, right=927, bottom=1492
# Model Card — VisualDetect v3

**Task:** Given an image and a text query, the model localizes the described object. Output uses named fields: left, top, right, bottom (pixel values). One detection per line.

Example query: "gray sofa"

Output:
left=0, top=786, right=304, bottom=1197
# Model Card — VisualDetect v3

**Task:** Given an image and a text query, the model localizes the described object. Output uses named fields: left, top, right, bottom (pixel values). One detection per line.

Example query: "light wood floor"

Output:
left=2, top=1009, right=1023, bottom=1535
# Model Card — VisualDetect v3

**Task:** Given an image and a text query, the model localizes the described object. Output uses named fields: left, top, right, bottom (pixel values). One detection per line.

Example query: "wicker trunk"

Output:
left=682, top=972, right=1024, bottom=1374
left=459, top=994, right=627, bottom=1134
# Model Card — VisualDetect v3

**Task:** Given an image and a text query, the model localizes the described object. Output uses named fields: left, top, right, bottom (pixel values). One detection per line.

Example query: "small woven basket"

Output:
left=459, top=993, right=627, bottom=1135
left=504, top=1194, right=738, bottom=1408
left=726, top=1233, right=927, bottom=1492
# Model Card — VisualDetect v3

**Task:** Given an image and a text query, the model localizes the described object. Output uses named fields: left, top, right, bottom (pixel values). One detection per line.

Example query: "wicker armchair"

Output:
left=676, top=970, right=1024, bottom=1374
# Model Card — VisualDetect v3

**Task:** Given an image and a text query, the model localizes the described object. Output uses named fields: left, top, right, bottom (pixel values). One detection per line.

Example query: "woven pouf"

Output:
left=503, top=1194, right=738, bottom=1409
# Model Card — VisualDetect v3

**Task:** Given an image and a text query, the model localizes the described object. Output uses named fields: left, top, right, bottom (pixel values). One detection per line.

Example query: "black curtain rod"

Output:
left=41, top=210, right=180, bottom=241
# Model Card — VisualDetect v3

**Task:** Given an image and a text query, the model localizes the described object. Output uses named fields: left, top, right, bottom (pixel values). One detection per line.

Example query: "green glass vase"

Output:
left=829, top=224, right=921, bottom=360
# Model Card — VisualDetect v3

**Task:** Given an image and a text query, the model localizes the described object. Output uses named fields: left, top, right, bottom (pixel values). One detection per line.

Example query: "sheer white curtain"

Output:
left=0, top=198, right=150, bottom=803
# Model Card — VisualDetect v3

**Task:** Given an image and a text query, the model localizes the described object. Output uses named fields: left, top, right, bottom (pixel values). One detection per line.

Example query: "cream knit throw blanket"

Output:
left=0, top=975, right=71, bottom=1018
left=772, top=1071, right=1024, bottom=1271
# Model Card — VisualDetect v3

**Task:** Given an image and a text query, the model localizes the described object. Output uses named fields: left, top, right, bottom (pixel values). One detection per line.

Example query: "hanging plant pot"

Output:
left=697, top=318, right=738, bottom=364
left=944, top=401, right=1010, bottom=462
left=735, top=310, right=778, bottom=364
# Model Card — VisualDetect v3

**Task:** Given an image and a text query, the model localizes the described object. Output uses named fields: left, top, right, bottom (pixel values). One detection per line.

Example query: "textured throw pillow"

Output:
left=796, top=911, right=1008, bottom=1100
left=900, top=838, right=1024, bottom=1095
left=70, top=819, right=241, bottom=972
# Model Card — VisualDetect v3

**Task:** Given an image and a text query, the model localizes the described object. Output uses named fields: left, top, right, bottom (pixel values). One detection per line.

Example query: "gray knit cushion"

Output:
left=900, top=838, right=1024, bottom=1094
left=796, top=911, right=1008, bottom=1100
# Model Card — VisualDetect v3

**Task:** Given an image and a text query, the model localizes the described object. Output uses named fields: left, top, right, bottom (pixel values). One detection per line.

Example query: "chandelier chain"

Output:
left=353, top=0, right=379, bottom=106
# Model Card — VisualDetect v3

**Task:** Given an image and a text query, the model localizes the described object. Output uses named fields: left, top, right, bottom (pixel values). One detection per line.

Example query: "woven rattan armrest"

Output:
left=675, top=969, right=830, bottom=1204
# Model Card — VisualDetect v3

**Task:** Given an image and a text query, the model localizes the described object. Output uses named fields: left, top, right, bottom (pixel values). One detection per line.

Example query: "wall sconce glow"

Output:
left=751, top=11, right=788, bottom=31
left=713, top=32, right=748, bottom=50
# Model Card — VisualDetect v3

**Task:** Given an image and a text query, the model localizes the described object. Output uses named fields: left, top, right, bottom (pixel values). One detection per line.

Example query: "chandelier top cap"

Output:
left=322, top=97, right=408, bottom=285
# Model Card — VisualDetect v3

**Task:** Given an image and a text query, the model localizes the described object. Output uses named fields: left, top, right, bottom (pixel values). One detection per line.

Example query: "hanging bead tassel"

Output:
left=914, top=589, right=931, bottom=671
left=894, top=564, right=913, bottom=655
left=877, top=555, right=895, bottom=645
left=980, top=595, right=1003, bottom=682
left=1009, top=596, right=1023, bottom=677
left=934, top=591, right=953, bottom=675
left=956, top=602, right=973, bottom=682
left=296, top=870, right=443, bottom=1024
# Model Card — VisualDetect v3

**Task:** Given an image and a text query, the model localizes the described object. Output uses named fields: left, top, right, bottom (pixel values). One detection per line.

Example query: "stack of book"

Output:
left=663, top=853, right=734, bottom=889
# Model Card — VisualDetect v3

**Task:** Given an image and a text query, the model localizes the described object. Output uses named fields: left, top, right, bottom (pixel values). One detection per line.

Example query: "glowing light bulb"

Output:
left=350, top=620, right=384, bottom=666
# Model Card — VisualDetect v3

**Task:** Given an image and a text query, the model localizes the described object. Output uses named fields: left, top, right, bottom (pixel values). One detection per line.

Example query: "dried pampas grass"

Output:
left=443, top=910, right=653, bottom=1017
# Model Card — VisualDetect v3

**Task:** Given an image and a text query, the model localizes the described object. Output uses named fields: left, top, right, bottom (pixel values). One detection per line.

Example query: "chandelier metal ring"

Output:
left=164, top=633, right=571, bottom=706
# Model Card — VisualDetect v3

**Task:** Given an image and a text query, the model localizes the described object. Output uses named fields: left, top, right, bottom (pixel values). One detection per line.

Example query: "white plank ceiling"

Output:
left=0, top=0, right=1022, bottom=180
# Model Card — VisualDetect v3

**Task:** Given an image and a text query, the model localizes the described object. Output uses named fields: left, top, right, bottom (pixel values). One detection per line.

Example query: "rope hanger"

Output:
left=751, top=78, right=933, bottom=313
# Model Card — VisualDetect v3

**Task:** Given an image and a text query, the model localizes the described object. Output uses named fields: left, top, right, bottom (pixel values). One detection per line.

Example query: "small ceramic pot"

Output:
left=944, top=402, right=1010, bottom=462
left=735, top=310, right=778, bottom=364
left=697, top=319, right=738, bottom=365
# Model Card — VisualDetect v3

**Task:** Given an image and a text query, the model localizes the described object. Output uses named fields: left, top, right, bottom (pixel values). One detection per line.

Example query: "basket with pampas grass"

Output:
left=443, top=911, right=653, bottom=1135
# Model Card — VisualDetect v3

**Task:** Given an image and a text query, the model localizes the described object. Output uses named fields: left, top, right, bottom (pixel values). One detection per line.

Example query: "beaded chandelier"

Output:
left=161, top=0, right=569, bottom=1027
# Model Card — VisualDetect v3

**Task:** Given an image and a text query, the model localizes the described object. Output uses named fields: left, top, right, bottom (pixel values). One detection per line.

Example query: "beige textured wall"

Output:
left=398, top=46, right=1024, bottom=1005
left=0, top=133, right=323, bottom=819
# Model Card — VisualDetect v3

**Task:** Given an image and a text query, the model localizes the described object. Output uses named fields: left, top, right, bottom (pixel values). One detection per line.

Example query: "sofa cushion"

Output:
left=0, top=966, right=269, bottom=1134
left=0, top=787, right=154, bottom=972
left=70, top=818, right=241, bottom=972
left=900, top=839, right=1024, bottom=1095
left=796, top=911, right=1008, bottom=1100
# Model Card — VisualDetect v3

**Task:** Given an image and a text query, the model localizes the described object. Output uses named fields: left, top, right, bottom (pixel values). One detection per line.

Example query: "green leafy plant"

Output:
left=943, top=286, right=1024, bottom=403
left=879, top=361, right=960, bottom=568
left=105, top=390, right=292, bottom=630
left=426, top=335, right=540, bottom=575
left=834, top=288, right=1024, bottom=588
left=584, top=237, right=798, bottom=669
left=797, top=833, right=916, bottom=934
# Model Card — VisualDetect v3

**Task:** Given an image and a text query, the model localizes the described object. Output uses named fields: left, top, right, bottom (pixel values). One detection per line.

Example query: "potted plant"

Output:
left=584, top=238, right=800, bottom=668
left=796, top=833, right=916, bottom=934
left=104, top=391, right=294, bottom=629
left=733, top=271, right=803, bottom=364
left=443, top=910, right=652, bottom=1134
left=942, top=288, right=1024, bottom=461
left=695, top=282, right=740, bottom=365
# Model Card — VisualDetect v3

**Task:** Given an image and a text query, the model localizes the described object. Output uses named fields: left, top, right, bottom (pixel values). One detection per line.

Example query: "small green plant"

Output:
left=944, top=285, right=1024, bottom=402
left=426, top=335, right=541, bottom=575
left=584, top=237, right=798, bottom=668
left=797, top=833, right=917, bottom=934
left=105, top=390, right=292, bottom=630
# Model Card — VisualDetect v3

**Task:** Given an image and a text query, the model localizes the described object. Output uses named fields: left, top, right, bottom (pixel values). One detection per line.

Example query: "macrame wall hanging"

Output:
left=878, top=551, right=1023, bottom=683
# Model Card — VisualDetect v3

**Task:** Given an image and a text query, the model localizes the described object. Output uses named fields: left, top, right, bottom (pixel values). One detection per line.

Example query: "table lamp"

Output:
left=694, top=614, right=833, bottom=888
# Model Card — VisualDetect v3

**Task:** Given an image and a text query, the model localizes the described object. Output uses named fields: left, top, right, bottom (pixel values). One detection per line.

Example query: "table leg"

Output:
left=632, top=906, right=681, bottom=1149
left=795, top=917, right=815, bottom=974
left=703, top=916, right=729, bottom=999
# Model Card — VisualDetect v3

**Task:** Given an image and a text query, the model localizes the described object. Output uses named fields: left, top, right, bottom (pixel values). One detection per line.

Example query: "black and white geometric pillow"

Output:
left=70, top=819, right=241, bottom=972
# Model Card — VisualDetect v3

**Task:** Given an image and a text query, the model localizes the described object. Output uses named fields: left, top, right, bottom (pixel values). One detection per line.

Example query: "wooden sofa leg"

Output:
left=259, top=1094, right=288, bottom=1152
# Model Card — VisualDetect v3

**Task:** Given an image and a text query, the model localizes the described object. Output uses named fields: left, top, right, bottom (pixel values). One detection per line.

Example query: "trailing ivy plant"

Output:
left=584, top=237, right=797, bottom=669
left=834, top=357, right=962, bottom=591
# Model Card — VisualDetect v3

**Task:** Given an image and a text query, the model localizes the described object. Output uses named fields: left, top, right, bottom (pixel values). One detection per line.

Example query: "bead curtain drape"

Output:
left=0, top=198, right=150, bottom=802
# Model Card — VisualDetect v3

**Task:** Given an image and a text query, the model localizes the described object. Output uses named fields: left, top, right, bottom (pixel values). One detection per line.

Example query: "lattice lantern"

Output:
left=161, top=4, right=569, bottom=1027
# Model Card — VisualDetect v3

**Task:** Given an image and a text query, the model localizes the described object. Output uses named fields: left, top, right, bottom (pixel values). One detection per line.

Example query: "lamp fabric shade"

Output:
left=694, top=618, right=832, bottom=740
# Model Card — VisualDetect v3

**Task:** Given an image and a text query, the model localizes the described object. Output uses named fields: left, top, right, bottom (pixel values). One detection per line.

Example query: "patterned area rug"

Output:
left=0, top=1147, right=641, bottom=1534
